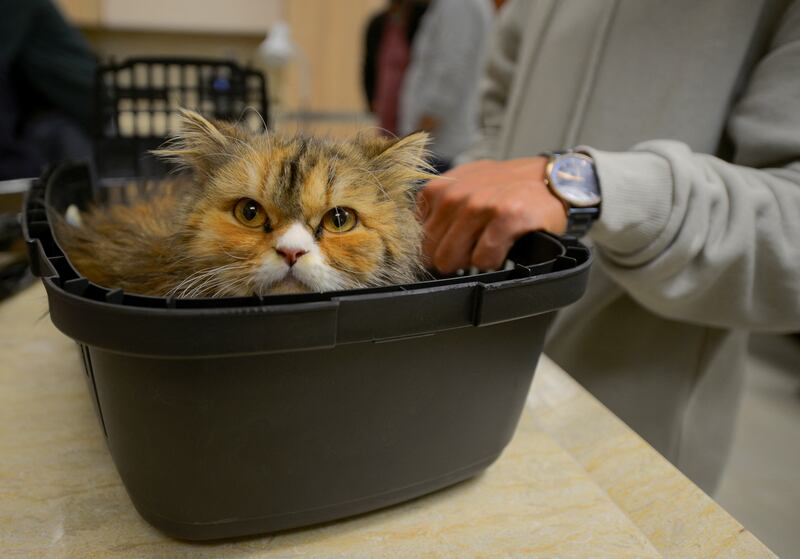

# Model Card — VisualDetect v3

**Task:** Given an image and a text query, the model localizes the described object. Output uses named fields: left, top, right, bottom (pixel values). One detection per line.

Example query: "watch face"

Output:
left=549, top=154, right=601, bottom=207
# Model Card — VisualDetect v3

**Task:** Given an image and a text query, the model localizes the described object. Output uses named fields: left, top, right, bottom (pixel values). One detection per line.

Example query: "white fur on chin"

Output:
left=253, top=221, right=355, bottom=294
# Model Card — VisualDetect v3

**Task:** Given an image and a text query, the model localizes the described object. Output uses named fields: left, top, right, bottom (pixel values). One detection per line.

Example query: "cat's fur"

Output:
left=54, top=109, right=434, bottom=297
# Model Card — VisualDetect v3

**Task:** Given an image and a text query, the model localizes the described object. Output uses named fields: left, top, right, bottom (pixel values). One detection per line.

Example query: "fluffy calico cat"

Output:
left=54, top=109, right=434, bottom=297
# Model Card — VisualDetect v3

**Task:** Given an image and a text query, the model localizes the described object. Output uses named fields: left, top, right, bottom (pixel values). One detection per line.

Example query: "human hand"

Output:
left=416, top=114, right=441, bottom=132
left=418, top=157, right=568, bottom=274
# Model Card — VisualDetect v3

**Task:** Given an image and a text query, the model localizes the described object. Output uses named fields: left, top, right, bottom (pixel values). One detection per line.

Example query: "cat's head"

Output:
left=155, top=109, right=434, bottom=297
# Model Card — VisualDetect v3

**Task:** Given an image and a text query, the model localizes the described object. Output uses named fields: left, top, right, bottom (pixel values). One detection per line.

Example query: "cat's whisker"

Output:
left=184, top=274, right=245, bottom=298
left=168, top=262, right=250, bottom=298
left=222, top=250, right=248, bottom=261
left=324, top=262, right=367, bottom=278
left=196, top=151, right=253, bottom=167
left=217, top=272, right=255, bottom=297
left=170, top=275, right=215, bottom=298
left=169, top=266, right=223, bottom=292
left=361, top=126, right=399, bottom=140
left=347, top=163, right=390, bottom=199
left=212, top=274, right=252, bottom=298
left=238, top=106, right=269, bottom=136
left=219, top=128, right=264, bottom=160
left=197, top=273, right=246, bottom=295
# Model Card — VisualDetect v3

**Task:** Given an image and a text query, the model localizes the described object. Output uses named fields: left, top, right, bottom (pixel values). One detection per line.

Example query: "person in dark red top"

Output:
left=363, top=0, right=427, bottom=136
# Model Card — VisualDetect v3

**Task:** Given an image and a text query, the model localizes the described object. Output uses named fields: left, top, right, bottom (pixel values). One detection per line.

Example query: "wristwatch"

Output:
left=543, top=151, right=602, bottom=238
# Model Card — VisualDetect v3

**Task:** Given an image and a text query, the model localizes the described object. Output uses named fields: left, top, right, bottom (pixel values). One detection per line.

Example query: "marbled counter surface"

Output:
left=0, top=284, right=776, bottom=558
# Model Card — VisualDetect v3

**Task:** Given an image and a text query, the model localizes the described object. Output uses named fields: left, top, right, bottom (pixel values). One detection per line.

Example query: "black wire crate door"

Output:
left=93, top=57, right=269, bottom=179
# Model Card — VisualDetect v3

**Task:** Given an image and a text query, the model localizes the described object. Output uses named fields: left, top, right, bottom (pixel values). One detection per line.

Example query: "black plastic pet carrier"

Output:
left=21, top=54, right=592, bottom=540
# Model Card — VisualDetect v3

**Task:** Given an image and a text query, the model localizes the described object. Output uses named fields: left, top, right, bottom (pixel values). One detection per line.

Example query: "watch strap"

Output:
left=565, top=206, right=599, bottom=239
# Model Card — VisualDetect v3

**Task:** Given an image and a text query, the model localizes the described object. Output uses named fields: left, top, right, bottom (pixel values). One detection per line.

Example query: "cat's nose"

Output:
left=276, top=247, right=308, bottom=266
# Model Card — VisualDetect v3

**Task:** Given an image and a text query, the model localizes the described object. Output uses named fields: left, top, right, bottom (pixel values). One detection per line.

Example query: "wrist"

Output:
left=417, top=114, right=440, bottom=132
left=517, top=157, right=569, bottom=235
left=500, top=156, right=568, bottom=235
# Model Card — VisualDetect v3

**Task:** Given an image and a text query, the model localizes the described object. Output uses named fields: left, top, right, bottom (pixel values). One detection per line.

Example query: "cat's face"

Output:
left=157, top=110, right=432, bottom=297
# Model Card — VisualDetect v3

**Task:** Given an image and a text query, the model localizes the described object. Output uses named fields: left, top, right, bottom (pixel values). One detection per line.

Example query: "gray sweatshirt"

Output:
left=466, top=0, right=800, bottom=492
left=398, top=0, right=493, bottom=162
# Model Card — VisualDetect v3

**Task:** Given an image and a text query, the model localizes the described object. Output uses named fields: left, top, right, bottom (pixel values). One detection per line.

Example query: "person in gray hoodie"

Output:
left=398, top=0, right=495, bottom=170
left=419, top=0, right=800, bottom=493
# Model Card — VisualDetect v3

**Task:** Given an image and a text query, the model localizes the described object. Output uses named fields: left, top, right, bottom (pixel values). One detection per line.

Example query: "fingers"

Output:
left=470, top=191, right=557, bottom=270
left=416, top=189, right=432, bottom=221
left=471, top=217, right=518, bottom=271
left=421, top=187, right=464, bottom=261
left=433, top=207, right=490, bottom=273
left=420, top=159, right=544, bottom=274
left=431, top=185, right=511, bottom=273
left=419, top=162, right=497, bottom=263
left=439, top=189, right=535, bottom=272
left=417, top=172, right=456, bottom=221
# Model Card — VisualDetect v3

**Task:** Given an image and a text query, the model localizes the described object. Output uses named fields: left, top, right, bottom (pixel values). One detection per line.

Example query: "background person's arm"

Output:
left=410, top=0, right=495, bottom=133
left=422, top=1, right=800, bottom=333
left=6, top=0, right=97, bottom=129
left=458, top=0, right=529, bottom=161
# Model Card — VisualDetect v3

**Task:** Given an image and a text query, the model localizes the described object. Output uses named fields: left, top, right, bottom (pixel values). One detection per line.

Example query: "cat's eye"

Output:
left=233, top=198, right=269, bottom=229
left=322, top=207, right=358, bottom=233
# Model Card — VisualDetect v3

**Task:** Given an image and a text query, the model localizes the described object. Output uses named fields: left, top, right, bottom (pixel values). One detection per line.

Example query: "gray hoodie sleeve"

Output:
left=409, top=0, right=492, bottom=120
left=586, top=2, right=800, bottom=332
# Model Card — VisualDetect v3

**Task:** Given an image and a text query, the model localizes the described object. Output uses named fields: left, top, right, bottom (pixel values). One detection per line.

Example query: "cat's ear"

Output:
left=359, top=132, right=437, bottom=192
left=152, top=109, right=244, bottom=177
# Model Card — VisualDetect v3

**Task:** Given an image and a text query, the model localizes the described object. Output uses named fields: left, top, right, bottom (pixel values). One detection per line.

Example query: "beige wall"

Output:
left=56, top=0, right=385, bottom=137
left=82, top=29, right=265, bottom=63
left=102, top=0, right=280, bottom=35
left=55, top=0, right=280, bottom=34
left=284, top=0, right=383, bottom=112
left=55, top=0, right=101, bottom=26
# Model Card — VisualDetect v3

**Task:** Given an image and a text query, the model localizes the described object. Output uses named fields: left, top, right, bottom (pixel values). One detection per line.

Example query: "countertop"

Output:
left=0, top=283, right=776, bottom=558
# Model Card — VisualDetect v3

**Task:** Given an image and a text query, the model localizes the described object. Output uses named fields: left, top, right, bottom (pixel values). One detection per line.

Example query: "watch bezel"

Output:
left=545, top=153, right=601, bottom=208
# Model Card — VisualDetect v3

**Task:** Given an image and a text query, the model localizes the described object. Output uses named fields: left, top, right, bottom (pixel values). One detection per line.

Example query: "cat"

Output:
left=54, top=109, right=434, bottom=298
